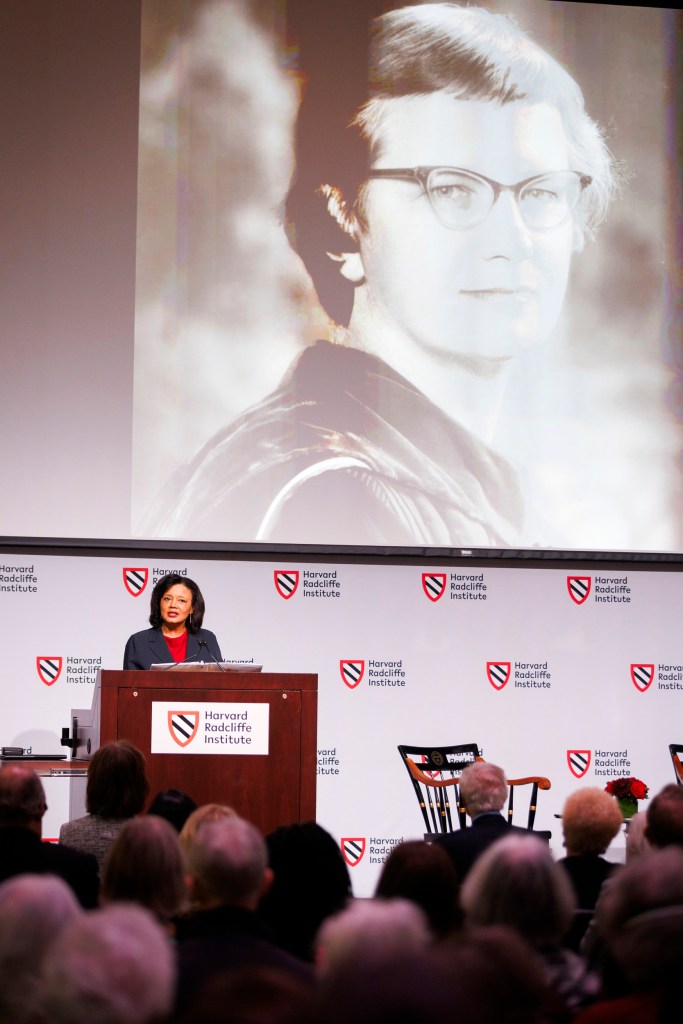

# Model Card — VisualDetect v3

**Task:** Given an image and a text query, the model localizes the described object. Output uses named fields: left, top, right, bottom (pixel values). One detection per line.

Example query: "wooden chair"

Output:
left=398, top=744, right=482, bottom=834
left=398, top=744, right=551, bottom=838
left=670, top=743, right=683, bottom=785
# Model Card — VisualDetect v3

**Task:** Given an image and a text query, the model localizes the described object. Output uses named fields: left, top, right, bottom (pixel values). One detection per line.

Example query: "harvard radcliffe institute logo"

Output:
left=36, top=657, right=63, bottom=687
left=567, top=749, right=591, bottom=778
left=340, top=837, right=366, bottom=867
left=123, top=567, right=149, bottom=597
left=340, top=660, right=364, bottom=689
left=487, top=662, right=511, bottom=690
left=422, top=573, right=446, bottom=602
left=168, top=711, right=200, bottom=748
left=274, top=570, right=299, bottom=600
left=567, top=576, right=591, bottom=605
left=630, top=663, right=654, bottom=693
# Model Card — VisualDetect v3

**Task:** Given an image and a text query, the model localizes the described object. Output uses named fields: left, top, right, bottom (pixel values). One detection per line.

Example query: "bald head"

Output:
left=0, top=767, right=46, bottom=832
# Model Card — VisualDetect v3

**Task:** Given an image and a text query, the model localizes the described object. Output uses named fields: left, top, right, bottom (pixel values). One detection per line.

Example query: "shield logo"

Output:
left=487, top=662, right=511, bottom=690
left=123, top=567, right=149, bottom=597
left=567, top=576, right=591, bottom=605
left=340, top=660, right=364, bottom=688
left=630, top=663, right=654, bottom=692
left=36, top=657, right=62, bottom=686
left=168, top=711, right=200, bottom=748
left=340, top=837, right=366, bottom=867
left=422, top=573, right=446, bottom=602
left=567, top=750, right=591, bottom=779
left=274, top=570, right=299, bottom=599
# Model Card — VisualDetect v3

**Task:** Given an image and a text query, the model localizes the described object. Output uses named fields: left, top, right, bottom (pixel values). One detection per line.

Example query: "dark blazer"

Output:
left=174, top=905, right=314, bottom=1014
left=433, top=813, right=531, bottom=882
left=557, top=854, right=617, bottom=910
left=123, top=626, right=223, bottom=671
left=0, top=825, right=99, bottom=908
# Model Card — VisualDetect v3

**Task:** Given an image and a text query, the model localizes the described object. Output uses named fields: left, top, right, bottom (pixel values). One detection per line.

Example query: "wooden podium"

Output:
left=75, top=669, right=317, bottom=836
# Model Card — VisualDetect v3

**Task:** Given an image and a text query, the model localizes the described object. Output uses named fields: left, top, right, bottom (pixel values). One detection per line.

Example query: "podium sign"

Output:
left=151, top=701, right=270, bottom=754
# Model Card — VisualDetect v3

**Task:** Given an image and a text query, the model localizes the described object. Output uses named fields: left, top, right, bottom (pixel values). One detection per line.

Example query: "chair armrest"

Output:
left=405, top=756, right=481, bottom=789
left=508, top=776, right=552, bottom=791
left=406, top=760, right=550, bottom=792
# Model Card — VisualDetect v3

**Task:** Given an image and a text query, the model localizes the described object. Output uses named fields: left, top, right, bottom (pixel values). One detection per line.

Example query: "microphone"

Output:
left=197, top=638, right=227, bottom=672
left=160, top=637, right=225, bottom=671
left=160, top=646, right=203, bottom=671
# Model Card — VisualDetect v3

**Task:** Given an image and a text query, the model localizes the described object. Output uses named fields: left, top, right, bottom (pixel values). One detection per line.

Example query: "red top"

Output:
left=164, top=631, right=188, bottom=663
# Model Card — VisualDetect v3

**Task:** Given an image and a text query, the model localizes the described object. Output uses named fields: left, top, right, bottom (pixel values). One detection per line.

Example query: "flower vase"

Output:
left=618, top=796, right=638, bottom=819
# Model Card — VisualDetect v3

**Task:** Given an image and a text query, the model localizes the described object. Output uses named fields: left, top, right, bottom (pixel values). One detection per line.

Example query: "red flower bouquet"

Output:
left=605, top=777, right=649, bottom=817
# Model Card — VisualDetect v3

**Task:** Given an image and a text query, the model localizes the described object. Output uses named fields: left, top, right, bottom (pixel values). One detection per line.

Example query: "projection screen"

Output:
left=2, top=0, right=681, bottom=556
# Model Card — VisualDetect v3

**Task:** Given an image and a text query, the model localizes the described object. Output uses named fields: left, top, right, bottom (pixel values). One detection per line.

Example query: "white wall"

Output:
left=2, top=549, right=680, bottom=893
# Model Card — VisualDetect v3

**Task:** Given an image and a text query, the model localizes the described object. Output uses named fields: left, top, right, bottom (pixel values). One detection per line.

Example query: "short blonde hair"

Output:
left=178, top=802, right=236, bottom=857
left=562, top=788, right=623, bottom=855
left=101, top=816, right=188, bottom=923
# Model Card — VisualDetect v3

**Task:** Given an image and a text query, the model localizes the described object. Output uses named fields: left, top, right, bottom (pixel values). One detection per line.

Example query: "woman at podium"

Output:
left=123, top=573, right=223, bottom=670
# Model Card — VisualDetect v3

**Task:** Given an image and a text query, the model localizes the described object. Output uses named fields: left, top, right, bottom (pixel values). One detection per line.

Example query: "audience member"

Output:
left=0, top=874, right=82, bottom=1024
left=317, top=921, right=552, bottom=1024
left=557, top=788, right=623, bottom=950
left=581, top=782, right=683, bottom=966
left=176, top=965, right=318, bottom=1024
left=101, top=815, right=188, bottom=928
left=438, top=926, right=563, bottom=1024
left=35, top=903, right=175, bottom=1024
left=175, top=815, right=313, bottom=1014
left=624, top=811, right=651, bottom=861
left=0, top=765, right=99, bottom=907
left=59, top=740, right=150, bottom=872
left=644, top=782, right=683, bottom=847
left=314, top=897, right=431, bottom=981
left=4, top=771, right=675, bottom=1024
left=178, top=802, right=237, bottom=911
left=179, top=801, right=236, bottom=857
left=148, top=788, right=198, bottom=832
left=461, top=833, right=599, bottom=1016
left=433, top=762, right=529, bottom=881
left=258, top=821, right=352, bottom=960
left=574, top=847, right=683, bottom=1023
left=374, top=837, right=460, bottom=937
left=316, top=944, right=457, bottom=1024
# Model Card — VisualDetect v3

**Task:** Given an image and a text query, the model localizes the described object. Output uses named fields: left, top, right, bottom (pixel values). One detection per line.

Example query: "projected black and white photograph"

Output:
left=1, top=0, right=680, bottom=554
left=132, top=0, right=682, bottom=552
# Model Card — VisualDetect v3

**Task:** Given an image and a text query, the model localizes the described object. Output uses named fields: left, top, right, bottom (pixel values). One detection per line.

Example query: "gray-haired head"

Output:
left=36, top=903, right=175, bottom=1024
left=461, top=832, right=576, bottom=946
left=459, top=761, right=508, bottom=817
left=186, top=814, right=269, bottom=909
left=315, top=896, right=431, bottom=981
left=0, top=874, right=82, bottom=1024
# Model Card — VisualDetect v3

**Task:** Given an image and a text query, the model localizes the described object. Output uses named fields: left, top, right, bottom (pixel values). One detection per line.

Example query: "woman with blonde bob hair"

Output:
left=101, top=815, right=188, bottom=928
left=561, top=788, right=623, bottom=858
left=557, top=787, right=623, bottom=944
